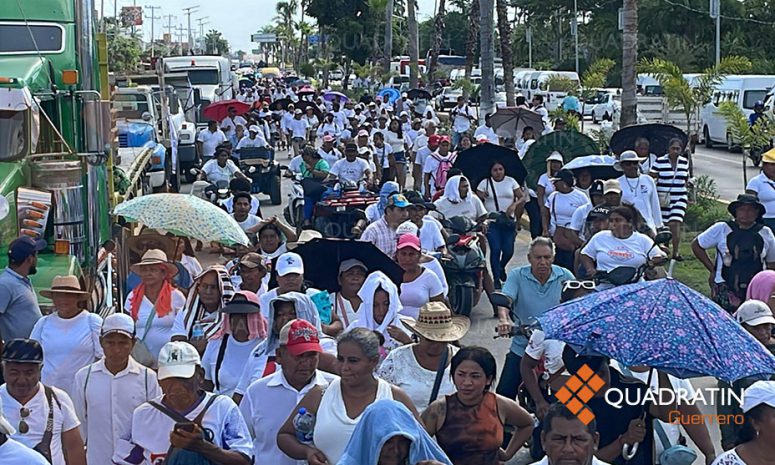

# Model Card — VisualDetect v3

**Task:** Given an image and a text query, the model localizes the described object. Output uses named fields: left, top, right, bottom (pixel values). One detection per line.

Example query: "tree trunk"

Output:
left=496, top=0, right=514, bottom=106
left=464, top=0, right=480, bottom=81
left=479, top=0, right=495, bottom=123
left=407, top=0, right=419, bottom=88
left=384, top=0, right=394, bottom=73
left=620, top=0, right=638, bottom=127
left=427, top=0, right=447, bottom=89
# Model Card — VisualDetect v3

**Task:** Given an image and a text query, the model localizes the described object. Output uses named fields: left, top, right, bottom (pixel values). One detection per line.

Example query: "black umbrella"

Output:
left=296, top=101, right=323, bottom=119
left=407, top=88, right=432, bottom=100
left=452, top=143, right=528, bottom=189
left=292, top=238, right=404, bottom=292
left=609, top=124, right=689, bottom=157
left=268, top=98, right=293, bottom=111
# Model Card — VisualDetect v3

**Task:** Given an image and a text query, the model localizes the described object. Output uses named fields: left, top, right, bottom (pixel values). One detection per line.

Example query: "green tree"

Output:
left=719, top=101, right=775, bottom=183
left=204, top=30, right=229, bottom=55
left=108, top=33, right=142, bottom=73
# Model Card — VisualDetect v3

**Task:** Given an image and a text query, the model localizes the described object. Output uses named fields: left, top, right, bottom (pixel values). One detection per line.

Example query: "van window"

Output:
left=530, top=79, right=539, bottom=90
left=743, top=90, right=768, bottom=109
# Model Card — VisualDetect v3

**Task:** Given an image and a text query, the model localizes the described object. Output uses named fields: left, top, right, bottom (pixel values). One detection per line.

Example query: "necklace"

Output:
left=624, top=176, right=641, bottom=193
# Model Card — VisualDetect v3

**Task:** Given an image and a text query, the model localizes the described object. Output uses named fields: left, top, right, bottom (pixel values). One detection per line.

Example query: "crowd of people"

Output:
left=1, top=74, right=775, bottom=465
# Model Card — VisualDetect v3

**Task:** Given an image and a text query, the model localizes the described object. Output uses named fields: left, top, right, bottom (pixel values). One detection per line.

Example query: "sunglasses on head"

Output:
left=562, top=280, right=596, bottom=292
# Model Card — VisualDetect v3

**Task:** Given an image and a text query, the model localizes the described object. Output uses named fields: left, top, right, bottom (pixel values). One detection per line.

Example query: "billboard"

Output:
left=121, top=6, right=143, bottom=27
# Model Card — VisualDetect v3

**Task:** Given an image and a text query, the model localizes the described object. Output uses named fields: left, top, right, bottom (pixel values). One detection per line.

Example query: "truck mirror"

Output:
left=193, top=89, right=202, bottom=106
left=141, top=111, right=153, bottom=122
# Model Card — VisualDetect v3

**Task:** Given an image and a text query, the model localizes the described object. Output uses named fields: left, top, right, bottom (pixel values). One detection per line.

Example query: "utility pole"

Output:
left=526, top=26, right=533, bottom=68
left=145, top=5, right=161, bottom=57
left=710, top=0, right=720, bottom=65
left=197, top=17, right=209, bottom=54
left=572, top=0, right=579, bottom=74
left=182, top=5, right=199, bottom=55
left=176, top=24, right=186, bottom=55
left=164, top=14, right=175, bottom=43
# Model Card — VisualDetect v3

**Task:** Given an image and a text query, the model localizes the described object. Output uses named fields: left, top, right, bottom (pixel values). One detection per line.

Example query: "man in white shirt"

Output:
left=220, top=106, right=248, bottom=137
left=318, top=135, right=342, bottom=167
left=222, top=178, right=262, bottom=217
left=531, top=95, right=551, bottom=134
left=239, top=319, right=333, bottom=465
left=200, top=149, right=248, bottom=185
left=450, top=96, right=475, bottom=147
left=0, top=339, right=86, bottom=465
left=316, top=113, right=341, bottom=142
left=235, top=125, right=269, bottom=151
left=326, top=143, right=373, bottom=185
left=0, top=399, right=49, bottom=465
left=232, top=192, right=263, bottom=235
left=197, top=121, right=227, bottom=161
left=529, top=403, right=612, bottom=465
left=474, top=113, right=500, bottom=145
left=287, top=109, right=310, bottom=157
left=615, top=150, right=663, bottom=234
left=115, top=342, right=252, bottom=465
left=71, top=314, right=162, bottom=465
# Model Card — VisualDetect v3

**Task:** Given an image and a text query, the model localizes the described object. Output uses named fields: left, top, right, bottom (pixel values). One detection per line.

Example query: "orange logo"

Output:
left=554, top=364, right=605, bottom=425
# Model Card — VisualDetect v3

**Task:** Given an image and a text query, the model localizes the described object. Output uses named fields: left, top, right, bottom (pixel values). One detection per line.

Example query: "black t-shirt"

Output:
left=586, top=370, right=655, bottom=465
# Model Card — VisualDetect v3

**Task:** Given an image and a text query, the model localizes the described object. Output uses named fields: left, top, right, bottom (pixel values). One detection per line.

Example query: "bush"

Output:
left=684, top=175, right=728, bottom=231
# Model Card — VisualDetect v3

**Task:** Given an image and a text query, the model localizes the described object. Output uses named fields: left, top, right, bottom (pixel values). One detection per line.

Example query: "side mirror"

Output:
left=193, top=88, right=202, bottom=106
left=446, top=234, right=460, bottom=246
left=489, top=291, right=513, bottom=309
left=141, top=111, right=153, bottom=122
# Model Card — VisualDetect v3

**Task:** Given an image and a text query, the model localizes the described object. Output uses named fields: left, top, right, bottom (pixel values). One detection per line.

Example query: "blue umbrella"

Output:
left=323, top=90, right=349, bottom=103
left=378, top=87, right=400, bottom=105
left=538, top=278, right=775, bottom=383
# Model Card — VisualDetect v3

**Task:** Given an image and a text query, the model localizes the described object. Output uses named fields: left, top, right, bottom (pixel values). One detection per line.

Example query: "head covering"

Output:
left=735, top=300, right=775, bottom=327
left=613, top=150, right=647, bottom=170
left=157, top=341, right=200, bottom=380
left=395, top=221, right=419, bottom=238
left=742, top=380, right=775, bottom=413
left=747, top=270, right=775, bottom=302
left=603, top=179, right=622, bottom=194
left=349, top=271, right=407, bottom=350
left=212, top=291, right=268, bottom=340
left=2, top=338, right=43, bottom=364
left=257, top=292, right=323, bottom=358
left=441, top=175, right=473, bottom=206
left=129, top=249, right=178, bottom=320
left=728, top=193, right=765, bottom=219
left=279, top=319, right=323, bottom=356
left=181, top=265, right=235, bottom=340
left=102, top=313, right=136, bottom=338
left=339, top=259, right=367, bottom=275
left=40, top=275, right=89, bottom=300
left=401, top=301, right=470, bottom=342
left=277, top=252, right=304, bottom=276
left=338, top=399, right=453, bottom=465
left=397, top=234, right=421, bottom=252
left=8, top=236, right=46, bottom=262
left=378, top=181, right=400, bottom=213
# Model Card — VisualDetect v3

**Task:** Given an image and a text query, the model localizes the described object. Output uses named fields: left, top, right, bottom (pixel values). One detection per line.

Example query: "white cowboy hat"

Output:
left=40, top=275, right=89, bottom=300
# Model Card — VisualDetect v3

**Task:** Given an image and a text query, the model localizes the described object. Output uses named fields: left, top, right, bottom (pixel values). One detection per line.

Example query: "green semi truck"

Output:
left=0, top=0, right=146, bottom=313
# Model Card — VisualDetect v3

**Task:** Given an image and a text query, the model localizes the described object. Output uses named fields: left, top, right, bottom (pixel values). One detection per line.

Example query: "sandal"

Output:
left=672, top=255, right=684, bottom=262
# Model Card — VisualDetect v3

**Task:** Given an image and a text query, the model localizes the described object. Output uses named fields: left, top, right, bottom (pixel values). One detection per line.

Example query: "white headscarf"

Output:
left=348, top=271, right=409, bottom=350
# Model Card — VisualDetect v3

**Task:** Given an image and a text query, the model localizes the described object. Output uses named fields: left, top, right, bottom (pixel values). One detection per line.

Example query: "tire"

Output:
left=269, top=175, right=281, bottom=205
left=603, top=111, right=611, bottom=121
left=592, top=112, right=598, bottom=124
left=450, top=285, right=475, bottom=317
left=703, top=126, right=713, bottom=148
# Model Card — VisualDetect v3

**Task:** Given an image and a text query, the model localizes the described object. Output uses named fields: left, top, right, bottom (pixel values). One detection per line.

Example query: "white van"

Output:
left=528, top=71, right=580, bottom=111
left=637, top=74, right=662, bottom=96
left=514, top=69, right=535, bottom=96
left=163, top=56, right=234, bottom=117
left=700, top=75, right=775, bottom=149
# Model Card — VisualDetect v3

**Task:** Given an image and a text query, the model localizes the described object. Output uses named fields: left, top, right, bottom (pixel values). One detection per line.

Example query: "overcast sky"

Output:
left=112, top=0, right=439, bottom=52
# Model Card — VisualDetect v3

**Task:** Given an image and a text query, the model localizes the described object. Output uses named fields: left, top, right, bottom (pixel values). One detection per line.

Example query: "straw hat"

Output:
left=401, top=302, right=470, bottom=342
left=287, top=229, right=322, bottom=250
left=40, top=275, right=89, bottom=300
left=130, top=249, right=178, bottom=277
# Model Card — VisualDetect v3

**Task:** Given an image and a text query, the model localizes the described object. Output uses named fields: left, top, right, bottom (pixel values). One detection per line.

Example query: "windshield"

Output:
left=0, top=23, right=63, bottom=54
left=743, top=90, right=768, bottom=110
left=113, top=93, right=150, bottom=119
left=187, top=69, right=219, bottom=85
left=0, top=110, right=28, bottom=160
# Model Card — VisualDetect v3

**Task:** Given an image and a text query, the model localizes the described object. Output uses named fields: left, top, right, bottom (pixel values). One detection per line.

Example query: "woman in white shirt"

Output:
left=581, top=205, right=666, bottom=287
left=476, top=161, right=528, bottom=285
left=746, top=150, right=775, bottom=234
left=123, top=249, right=187, bottom=365
left=536, top=151, right=564, bottom=237
left=385, top=118, right=408, bottom=190
left=30, top=275, right=103, bottom=398
left=433, top=175, right=488, bottom=223
left=395, top=234, right=445, bottom=320
left=347, top=271, right=412, bottom=355
left=544, top=168, right=590, bottom=271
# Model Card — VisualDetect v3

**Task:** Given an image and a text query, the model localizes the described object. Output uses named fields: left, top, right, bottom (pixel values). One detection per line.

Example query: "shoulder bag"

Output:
left=32, top=386, right=62, bottom=464
left=131, top=305, right=158, bottom=368
left=428, top=346, right=450, bottom=405
left=149, top=395, right=219, bottom=465
left=488, top=178, right=518, bottom=230
left=551, top=195, right=579, bottom=252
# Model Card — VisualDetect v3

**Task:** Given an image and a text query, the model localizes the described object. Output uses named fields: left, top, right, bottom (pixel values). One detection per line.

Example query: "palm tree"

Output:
left=463, top=0, right=479, bottom=81
left=407, top=0, right=419, bottom=88
left=275, top=0, right=298, bottom=66
left=479, top=0, right=495, bottom=122
left=620, top=0, right=638, bottom=127
left=427, top=0, right=447, bottom=88
left=495, top=0, right=514, bottom=106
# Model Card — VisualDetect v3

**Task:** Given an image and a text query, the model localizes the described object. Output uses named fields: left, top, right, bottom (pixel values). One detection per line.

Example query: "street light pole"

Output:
left=182, top=5, right=199, bottom=54
left=145, top=5, right=161, bottom=58
left=197, top=18, right=209, bottom=54
left=710, top=0, right=720, bottom=65
left=573, top=0, right=579, bottom=74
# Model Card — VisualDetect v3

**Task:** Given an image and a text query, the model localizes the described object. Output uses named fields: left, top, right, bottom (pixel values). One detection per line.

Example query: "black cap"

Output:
left=550, top=169, right=575, bottom=186
left=2, top=339, right=43, bottom=363
left=589, top=179, right=604, bottom=196
left=8, top=236, right=47, bottom=263
left=221, top=300, right=262, bottom=315
left=345, top=142, right=358, bottom=151
left=587, top=206, right=611, bottom=222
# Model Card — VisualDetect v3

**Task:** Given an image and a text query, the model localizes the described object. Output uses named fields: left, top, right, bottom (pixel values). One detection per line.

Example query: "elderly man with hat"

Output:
left=0, top=339, right=86, bottom=465
left=29, top=275, right=103, bottom=397
left=115, top=341, right=252, bottom=465
left=746, top=148, right=775, bottom=233
left=615, top=150, right=663, bottom=234
left=692, top=194, right=775, bottom=312
left=235, top=125, right=269, bottom=150
left=0, top=392, right=49, bottom=464
left=233, top=252, right=268, bottom=295
left=72, top=314, right=162, bottom=465
left=0, top=236, right=44, bottom=341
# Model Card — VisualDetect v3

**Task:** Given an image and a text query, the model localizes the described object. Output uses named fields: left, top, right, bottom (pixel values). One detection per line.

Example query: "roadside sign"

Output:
left=121, top=6, right=143, bottom=27
left=309, top=34, right=320, bottom=45
left=251, top=33, right=277, bottom=43
left=251, top=49, right=262, bottom=54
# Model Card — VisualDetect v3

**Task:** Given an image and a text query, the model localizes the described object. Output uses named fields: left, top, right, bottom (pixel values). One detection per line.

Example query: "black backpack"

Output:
left=721, top=220, right=765, bottom=299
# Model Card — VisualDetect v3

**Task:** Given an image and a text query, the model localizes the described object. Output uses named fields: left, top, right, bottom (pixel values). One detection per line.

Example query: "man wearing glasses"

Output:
left=0, top=339, right=85, bottom=465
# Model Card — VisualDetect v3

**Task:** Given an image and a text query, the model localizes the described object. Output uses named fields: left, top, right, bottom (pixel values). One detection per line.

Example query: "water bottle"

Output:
left=191, top=323, right=206, bottom=341
left=293, top=408, right=316, bottom=444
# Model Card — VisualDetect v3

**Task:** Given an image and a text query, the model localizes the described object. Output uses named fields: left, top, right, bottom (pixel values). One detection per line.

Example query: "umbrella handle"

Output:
left=622, top=442, right=639, bottom=460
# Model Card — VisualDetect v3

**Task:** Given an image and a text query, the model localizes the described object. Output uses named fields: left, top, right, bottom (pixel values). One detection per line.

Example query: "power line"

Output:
left=660, top=0, right=775, bottom=25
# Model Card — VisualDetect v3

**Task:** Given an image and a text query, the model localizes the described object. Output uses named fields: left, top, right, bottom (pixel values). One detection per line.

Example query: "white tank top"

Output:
left=313, top=377, right=394, bottom=464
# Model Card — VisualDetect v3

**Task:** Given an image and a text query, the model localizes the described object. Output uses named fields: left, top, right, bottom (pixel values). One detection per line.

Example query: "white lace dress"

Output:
left=375, top=343, right=458, bottom=412
left=711, top=449, right=747, bottom=465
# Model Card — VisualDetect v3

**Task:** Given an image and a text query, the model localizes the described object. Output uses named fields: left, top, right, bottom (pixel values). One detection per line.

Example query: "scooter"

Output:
left=283, top=172, right=305, bottom=230
left=189, top=169, right=230, bottom=205
left=594, top=229, right=672, bottom=288
left=439, top=215, right=488, bottom=317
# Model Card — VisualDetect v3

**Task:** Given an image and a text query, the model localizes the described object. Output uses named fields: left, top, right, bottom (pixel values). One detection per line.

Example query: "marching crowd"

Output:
left=1, top=75, right=775, bottom=465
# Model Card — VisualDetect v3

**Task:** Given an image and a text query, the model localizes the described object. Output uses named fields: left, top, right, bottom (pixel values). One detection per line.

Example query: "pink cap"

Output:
left=322, top=135, right=334, bottom=143
left=396, top=234, right=421, bottom=251
left=357, top=129, right=370, bottom=138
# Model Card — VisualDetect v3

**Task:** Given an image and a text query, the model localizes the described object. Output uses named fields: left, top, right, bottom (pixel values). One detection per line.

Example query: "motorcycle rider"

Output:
left=317, top=135, right=342, bottom=167
left=325, top=143, right=374, bottom=186
left=199, top=149, right=249, bottom=185
left=750, top=100, right=767, bottom=127
left=235, top=125, right=270, bottom=151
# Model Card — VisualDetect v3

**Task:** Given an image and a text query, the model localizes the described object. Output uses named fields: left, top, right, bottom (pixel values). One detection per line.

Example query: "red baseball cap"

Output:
left=396, top=233, right=421, bottom=251
left=428, top=134, right=442, bottom=146
left=279, top=319, right=323, bottom=356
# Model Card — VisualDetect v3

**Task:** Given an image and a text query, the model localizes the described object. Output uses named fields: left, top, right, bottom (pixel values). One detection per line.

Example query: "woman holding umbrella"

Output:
left=649, top=137, right=690, bottom=260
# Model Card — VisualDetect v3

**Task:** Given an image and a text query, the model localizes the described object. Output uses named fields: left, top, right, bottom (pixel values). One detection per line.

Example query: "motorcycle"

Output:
left=594, top=229, right=672, bottom=288
left=283, top=172, right=305, bottom=230
left=313, top=180, right=378, bottom=239
left=189, top=169, right=231, bottom=205
left=439, top=215, right=489, bottom=317
left=237, top=146, right=282, bottom=205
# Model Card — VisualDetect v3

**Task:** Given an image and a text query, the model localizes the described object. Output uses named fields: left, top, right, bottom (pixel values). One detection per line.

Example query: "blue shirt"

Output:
left=501, top=264, right=574, bottom=356
left=0, top=267, right=42, bottom=341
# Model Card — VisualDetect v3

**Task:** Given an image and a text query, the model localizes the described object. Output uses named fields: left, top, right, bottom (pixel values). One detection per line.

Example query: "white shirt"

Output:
left=477, top=176, right=520, bottom=213
left=236, top=134, right=268, bottom=149
left=287, top=118, right=310, bottom=138
left=373, top=143, right=394, bottom=169
left=747, top=173, right=775, bottom=218
left=421, top=255, right=449, bottom=297
left=581, top=230, right=664, bottom=273
left=123, top=290, right=186, bottom=359
left=419, top=220, right=445, bottom=252
left=530, top=456, right=612, bottom=465
left=220, top=115, right=247, bottom=133
left=234, top=213, right=263, bottom=233
left=0, top=384, right=80, bottom=465
left=71, top=358, right=162, bottom=465
left=197, top=129, right=227, bottom=158
left=399, top=269, right=444, bottom=320
left=318, top=148, right=342, bottom=167
left=329, top=158, right=371, bottom=183
left=451, top=105, right=474, bottom=133
left=696, top=221, right=775, bottom=283
left=537, top=173, right=556, bottom=200
left=524, top=330, right=567, bottom=375
left=202, top=336, right=262, bottom=397
left=0, top=437, right=50, bottom=465
left=115, top=393, right=252, bottom=465
left=330, top=292, right=358, bottom=328
left=376, top=344, right=459, bottom=412
left=384, top=130, right=405, bottom=153
left=29, top=311, right=103, bottom=398
left=202, top=158, right=241, bottom=184
left=546, top=189, right=590, bottom=235
left=222, top=195, right=261, bottom=216
left=240, top=369, right=333, bottom=465
left=433, top=196, right=487, bottom=222
left=473, top=124, right=499, bottom=144
left=617, top=174, right=664, bottom=231
left=317, top=122, right=341, bottom=139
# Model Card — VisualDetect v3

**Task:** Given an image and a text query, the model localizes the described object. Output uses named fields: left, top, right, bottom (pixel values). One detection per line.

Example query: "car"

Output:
left=495, top=91, right=507, bottom=109
left=591, top=90, right=621, bottom=123
left=435, top=87, right=464, bottom=110
left=329, top=69, right=344, bottom=81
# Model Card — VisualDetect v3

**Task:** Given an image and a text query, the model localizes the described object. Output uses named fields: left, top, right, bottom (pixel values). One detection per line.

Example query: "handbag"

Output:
left=488, top=178, right=518, bottom=230
left=132, top=305, right=158, bottom=368
left=658, top=162, right=680, bottom=208
left=32, top=386, right=60, bottom=464
left=551, top=196, right=578, bottom=251
left=428, top=346, right=450, bottom=405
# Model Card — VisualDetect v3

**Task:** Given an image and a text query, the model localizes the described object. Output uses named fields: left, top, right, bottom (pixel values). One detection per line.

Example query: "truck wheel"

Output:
left=451, top=286, right=474, bottom=317
left=703, top=126, right=713, bottom=148
left=269, top=175, right=282, bottom=205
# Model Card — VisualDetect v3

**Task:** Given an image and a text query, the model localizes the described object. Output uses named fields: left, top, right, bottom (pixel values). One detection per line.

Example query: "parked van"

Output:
left=527, top=71, right=580, bottom=110
left=637, top=74, right=662, bottom=96
left=514, top=69, right=535, bottom=96
left=700, top=75, right=775, bottom=149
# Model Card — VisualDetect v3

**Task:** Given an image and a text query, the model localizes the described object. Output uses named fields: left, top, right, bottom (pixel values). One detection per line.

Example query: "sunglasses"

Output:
left=18, top=407, right=30, bottom=434
left=562, top=280, right=596, bottom=292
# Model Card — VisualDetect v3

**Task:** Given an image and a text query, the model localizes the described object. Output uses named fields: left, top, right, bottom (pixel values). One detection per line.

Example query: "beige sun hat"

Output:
left=400, top=301, right=470, bottom=342
left=40, top=275, right=89, bottom=300
left=287, top=229, right=323, bottom=250
left=129, top=249, right=178, bottom=277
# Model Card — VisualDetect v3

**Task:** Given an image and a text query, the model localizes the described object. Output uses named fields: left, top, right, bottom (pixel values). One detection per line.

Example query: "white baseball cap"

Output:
left=101, top=313, right=135, bottom=338
left=248, top=125, right=260, bottom=133
left=395, top=221, right=419, bottom=238
left=0, top=395, right=15, bottom=435
left=547, top=151, right=564, bottom=163
left=157, top=341, right=201, bottom=380
left=741, top=380, right=775, bottom=413
left=277, top=252, right=304, bottom=276
left=735, top=300, right=775, bottom=327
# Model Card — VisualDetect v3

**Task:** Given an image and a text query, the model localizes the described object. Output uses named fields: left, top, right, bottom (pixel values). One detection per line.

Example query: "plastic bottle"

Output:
left=293, top=407, right=316, bottom=444
left=191, top=323, right=205, bottom=341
